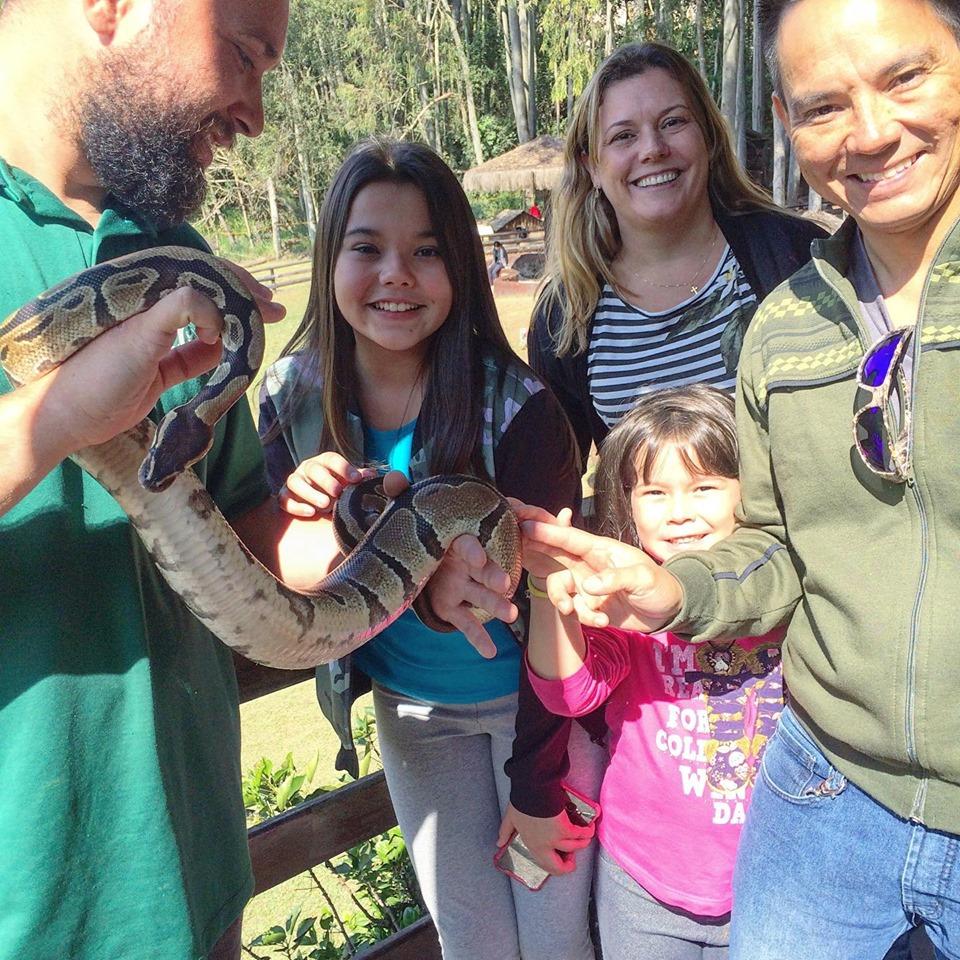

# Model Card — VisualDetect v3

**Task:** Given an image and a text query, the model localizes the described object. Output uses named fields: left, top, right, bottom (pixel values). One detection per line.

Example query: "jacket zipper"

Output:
left=901, top=235, right=944, bottom=794
left=812, top=247, right=932, bottom=782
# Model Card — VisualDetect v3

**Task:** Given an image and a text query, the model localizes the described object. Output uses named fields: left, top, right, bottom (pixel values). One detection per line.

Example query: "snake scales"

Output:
left=0, top=246, right=522, bottom=669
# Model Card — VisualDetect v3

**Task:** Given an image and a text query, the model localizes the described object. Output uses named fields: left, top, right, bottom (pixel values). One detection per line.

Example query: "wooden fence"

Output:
left=245, top=231, right=546, bottom=292
left=248, top=258, right=314, bottom=292
left=235, top=657, right=443, bottom=959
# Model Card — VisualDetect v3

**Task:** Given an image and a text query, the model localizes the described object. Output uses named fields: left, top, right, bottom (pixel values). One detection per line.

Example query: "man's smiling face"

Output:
left=774, top=0, right=960, bottom=245
left=74, top=0, right=287, bottom=227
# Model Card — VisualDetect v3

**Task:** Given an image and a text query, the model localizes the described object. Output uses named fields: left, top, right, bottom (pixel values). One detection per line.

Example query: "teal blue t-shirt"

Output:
left=351, top=420, right=522, bottom=703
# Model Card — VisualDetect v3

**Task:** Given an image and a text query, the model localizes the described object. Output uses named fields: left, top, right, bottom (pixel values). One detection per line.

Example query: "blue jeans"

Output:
left=731, top=706, right=960, bottom=960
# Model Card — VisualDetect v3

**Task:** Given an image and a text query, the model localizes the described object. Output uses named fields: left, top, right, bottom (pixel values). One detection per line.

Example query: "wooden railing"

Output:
left=244, top=233, right=546, bottom=293
left=236, top=657, right=442, bottom=959
left=248, top=257, right=313, bottom=292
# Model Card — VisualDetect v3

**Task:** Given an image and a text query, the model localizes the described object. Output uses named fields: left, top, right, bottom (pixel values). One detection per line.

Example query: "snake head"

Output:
left=139, top=406, right=216, bottom=492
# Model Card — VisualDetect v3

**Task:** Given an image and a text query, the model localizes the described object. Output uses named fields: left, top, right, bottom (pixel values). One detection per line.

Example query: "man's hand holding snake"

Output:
left=2, top=262, right=281, bottom=515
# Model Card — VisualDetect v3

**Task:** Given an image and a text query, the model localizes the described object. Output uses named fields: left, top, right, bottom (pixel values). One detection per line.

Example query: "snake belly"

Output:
left=0, top=246, right=522, bottom=669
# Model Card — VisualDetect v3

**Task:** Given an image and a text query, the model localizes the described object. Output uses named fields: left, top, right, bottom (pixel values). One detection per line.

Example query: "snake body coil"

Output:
left=0, top=246, right=522, bottom=668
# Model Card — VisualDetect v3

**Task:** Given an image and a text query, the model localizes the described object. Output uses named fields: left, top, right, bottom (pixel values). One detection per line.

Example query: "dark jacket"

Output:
left=527, top=206, right=830, bottom=463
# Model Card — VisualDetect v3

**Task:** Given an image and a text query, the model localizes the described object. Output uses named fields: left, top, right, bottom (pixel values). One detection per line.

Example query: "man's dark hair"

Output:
left=760, top=0, right=960, bottom=95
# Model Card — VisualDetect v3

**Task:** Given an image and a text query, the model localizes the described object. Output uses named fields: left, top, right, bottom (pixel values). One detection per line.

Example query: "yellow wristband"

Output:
left=526, top=573, right=550, bottom=600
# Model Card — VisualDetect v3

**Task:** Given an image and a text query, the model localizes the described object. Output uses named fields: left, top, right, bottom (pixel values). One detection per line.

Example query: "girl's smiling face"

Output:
left=630, top=443, right=740, bottom=563
left=333, top=181, right=453, bottom=365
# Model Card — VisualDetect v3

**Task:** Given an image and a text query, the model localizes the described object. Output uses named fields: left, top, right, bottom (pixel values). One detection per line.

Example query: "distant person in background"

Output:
left=529, top=201, right=542, bottom=219
left=488, top=238, right=509, bottom=285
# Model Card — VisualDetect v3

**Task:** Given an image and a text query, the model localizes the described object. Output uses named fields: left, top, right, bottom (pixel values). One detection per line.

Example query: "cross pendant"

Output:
left=690, top=284, right=699, bottom=294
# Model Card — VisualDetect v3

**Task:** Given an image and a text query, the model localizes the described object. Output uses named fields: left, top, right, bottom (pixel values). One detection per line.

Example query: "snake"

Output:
left=0, top=246, right=522, bottom=669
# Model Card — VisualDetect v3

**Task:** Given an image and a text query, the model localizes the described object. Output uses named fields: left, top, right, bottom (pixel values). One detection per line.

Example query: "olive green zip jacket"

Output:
left=666, top=215, right=960, bottom=833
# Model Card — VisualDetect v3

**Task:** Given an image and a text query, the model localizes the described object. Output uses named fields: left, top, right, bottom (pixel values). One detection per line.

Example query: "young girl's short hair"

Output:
left=275, top=137, right=513, bottom=475
left=594, top=385, right=738, bottom=546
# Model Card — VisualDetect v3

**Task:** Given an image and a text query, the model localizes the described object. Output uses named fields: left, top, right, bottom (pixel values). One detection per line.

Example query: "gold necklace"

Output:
left=616, top=229, right=722, bottom=298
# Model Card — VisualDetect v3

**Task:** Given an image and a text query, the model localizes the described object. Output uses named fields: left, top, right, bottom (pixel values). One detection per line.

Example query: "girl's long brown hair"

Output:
left=274, top=137, right=514, bottom=476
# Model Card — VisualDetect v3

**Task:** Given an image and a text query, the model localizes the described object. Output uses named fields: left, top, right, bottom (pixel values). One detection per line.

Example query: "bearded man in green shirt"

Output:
left=0, top=1, right=518, bottom=958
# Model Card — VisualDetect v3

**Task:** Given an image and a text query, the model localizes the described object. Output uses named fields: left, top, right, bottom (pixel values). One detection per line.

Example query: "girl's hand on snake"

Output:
left=279, top=452, right=378, bottom=517
left=423, top=534, right=518, bottom=658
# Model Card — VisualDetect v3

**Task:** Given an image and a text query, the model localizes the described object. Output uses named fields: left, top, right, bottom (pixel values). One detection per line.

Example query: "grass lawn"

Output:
left=238, top=275, right=538, bottom=949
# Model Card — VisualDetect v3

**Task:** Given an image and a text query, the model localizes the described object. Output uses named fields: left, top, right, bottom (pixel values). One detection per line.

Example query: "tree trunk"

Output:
left=503, top=0, right=532, bottom=142
left=520, top=0, right=536, bottom=138
left=656, top=0, right=672, bottom=41
left=419, top=83, right=438, bottom=150
left=438, top=0, right=484, bottom=162
left=772, top=108, right=788, bottom=206
left=605, top=0, right=615, bottom=55
left=266, top=176, right=281, bottom=259
left=292, top=117, right=317, bottom=244
left=735, top=0, right=746, bottom=162
left=231, top=164, right=253, bottom=246
left=695, top=0, right=707, bottom=79
left=751, top=0, right=763, bottom=132
left=720, top=0, right=742, bottom=156
left=787, top=147, right=801, bottom=206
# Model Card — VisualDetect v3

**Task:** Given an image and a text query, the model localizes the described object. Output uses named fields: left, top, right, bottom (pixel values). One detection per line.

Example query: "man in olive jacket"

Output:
left=523, top=0, right=960, bottom=955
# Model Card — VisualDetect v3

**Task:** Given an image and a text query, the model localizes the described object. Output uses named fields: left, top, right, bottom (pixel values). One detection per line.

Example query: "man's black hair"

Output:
left=759, top=0, right=960, bottom=95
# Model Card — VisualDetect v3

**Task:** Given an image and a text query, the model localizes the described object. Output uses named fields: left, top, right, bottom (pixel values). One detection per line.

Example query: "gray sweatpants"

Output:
left=373, top=682, right=606, bottom=960
left=595, top=848, right=729, bottom=960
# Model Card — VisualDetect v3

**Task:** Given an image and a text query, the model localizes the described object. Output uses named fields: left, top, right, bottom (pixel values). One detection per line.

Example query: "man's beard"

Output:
left=75, top=51, right=219, bottom=230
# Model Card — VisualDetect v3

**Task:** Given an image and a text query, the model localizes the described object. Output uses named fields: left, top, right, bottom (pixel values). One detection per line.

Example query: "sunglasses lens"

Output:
left=861, top=330, right=908, bottom=387
left=855, top=405, right=889, bottom=471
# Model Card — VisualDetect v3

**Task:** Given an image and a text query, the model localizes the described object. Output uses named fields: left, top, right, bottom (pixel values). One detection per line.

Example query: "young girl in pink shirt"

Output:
left=516, top=385, right=784, bottom=959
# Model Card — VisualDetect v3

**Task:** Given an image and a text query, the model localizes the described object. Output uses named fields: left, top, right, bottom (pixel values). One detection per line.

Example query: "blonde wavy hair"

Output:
left=542, top=42, right=776, bottom=356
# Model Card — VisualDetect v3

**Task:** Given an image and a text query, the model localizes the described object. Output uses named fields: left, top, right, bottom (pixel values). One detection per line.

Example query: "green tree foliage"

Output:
left=199, top=0, right=766, bottom=256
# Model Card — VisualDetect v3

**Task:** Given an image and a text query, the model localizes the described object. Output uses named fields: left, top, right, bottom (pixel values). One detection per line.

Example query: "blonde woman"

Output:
left=529, top=41, right=827, bottom=461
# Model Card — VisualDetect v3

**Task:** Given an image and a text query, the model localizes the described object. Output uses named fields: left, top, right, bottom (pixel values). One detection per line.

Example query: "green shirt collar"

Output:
left=0, top=155, right=163, bottom=248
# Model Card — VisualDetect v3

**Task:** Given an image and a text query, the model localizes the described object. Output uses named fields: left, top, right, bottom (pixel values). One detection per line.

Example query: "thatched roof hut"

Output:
left=462, top=135, right=565, bottom=193
left=488, top=208, right=540, bottom=235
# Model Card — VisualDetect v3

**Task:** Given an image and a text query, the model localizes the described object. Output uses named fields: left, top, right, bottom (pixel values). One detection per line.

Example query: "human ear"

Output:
left=82, top=0, right=120, bottom=39
left=772, top=93, right=792, bottom=137
left=82, top=0, right=149, bottom=42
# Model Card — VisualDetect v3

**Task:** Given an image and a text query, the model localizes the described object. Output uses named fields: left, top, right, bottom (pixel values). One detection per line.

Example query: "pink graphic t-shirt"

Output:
left=528, top=626, right=784, bottom=917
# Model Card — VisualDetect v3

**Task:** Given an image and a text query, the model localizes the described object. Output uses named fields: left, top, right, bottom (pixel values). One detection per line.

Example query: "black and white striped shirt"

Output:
left=587, top=244, right=758, bottom=429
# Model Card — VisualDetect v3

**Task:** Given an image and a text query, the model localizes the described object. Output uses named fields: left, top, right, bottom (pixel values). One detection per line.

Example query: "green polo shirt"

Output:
left=0, top=159, right=269, bottom=959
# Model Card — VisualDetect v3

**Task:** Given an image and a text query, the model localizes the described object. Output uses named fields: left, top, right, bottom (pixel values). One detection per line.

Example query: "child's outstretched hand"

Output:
left=520, top=520, right=684, bottom=634
left=508, top=499, right=575, bottom=581
left=278, top=452, right=378, bottom=517
left=497, top=802, right=594, bottom=876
